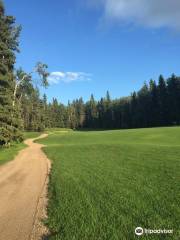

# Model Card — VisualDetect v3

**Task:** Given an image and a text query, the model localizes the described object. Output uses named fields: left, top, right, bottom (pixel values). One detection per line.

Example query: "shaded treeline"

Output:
left=42, top=74, right=180, bottom=130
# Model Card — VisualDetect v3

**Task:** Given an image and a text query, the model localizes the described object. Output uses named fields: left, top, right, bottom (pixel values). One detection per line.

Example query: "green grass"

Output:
left=0, top=142, right=26, bottom=165
left=38, top=127, right=180, bottom=240
left=23, top=131, right=42, bottom=139
left=0, top=131, right=41, bottom=165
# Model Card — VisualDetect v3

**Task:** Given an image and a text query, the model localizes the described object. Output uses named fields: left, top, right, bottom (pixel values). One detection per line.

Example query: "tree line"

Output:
left=1, top=0, right=180, bottom=146
left=42, top=74, right=180, bottom=130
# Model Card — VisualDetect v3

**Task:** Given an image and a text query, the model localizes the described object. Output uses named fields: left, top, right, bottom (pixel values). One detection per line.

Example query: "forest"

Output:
left=1, top=0, right=180, bottom=146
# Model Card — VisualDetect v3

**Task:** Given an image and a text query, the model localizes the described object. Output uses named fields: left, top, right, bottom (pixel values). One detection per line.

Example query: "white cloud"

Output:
left=92, top=0, right=180, bottom=30
left=48, top=71, right=92, bottom=84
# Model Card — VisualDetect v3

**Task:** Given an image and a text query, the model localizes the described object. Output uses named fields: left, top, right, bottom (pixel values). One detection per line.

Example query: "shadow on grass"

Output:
left=41, top=233, right=50, bottom=240
left=41, top=231, right=59, bottom=240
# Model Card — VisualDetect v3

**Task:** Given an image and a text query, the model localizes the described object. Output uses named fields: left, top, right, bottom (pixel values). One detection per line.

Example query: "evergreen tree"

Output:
left=97, top=98, right=105, bottom=128
left=130, top=92, right=138, bottom=128
left=85, top=94, right=97, bottom=128
left=137, top=82, right=151, bottom=127
left=149, top=79, right=159, bottom=126
left=158, top=75, right=168, bottom=125
left=74, top=98, right=85, bottom=128
left=104, top=91, right=113, bottom=128
left=0, top=1, right=22, bottom=145
left=18, top=73, right=180, bottom=132
left=167, top=74, right=180, bottom=124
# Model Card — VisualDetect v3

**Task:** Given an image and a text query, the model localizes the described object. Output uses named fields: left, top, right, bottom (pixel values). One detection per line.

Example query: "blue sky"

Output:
left=5, top=0, right=180, bottom=103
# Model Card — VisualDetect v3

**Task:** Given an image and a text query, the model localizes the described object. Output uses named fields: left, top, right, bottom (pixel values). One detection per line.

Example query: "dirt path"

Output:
left=0, top=134, right=51, bottom=240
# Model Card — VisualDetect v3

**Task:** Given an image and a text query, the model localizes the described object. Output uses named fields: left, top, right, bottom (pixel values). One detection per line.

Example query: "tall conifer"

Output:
left=0, top=0, right=22, bottom=145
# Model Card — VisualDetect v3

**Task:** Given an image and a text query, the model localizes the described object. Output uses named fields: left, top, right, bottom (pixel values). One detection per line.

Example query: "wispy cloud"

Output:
left=90, top=0, right=180, bottom=30
left=48, top=71, right=92, bottom=84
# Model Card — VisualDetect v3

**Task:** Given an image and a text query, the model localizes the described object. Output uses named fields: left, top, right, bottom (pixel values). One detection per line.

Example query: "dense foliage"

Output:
left=42, top=74, right=180, bottom=130
left=0, top=1, right=48, bottom=145
left=0, top=0, right=22, bottom=145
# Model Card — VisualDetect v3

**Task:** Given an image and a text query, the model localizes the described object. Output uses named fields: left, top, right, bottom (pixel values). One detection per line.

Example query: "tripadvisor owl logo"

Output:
left=135, top=227, right=144, bottom=236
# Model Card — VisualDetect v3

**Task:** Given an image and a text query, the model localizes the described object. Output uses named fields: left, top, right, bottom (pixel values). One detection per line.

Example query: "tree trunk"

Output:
left=13, top=83, right=18, bottom=107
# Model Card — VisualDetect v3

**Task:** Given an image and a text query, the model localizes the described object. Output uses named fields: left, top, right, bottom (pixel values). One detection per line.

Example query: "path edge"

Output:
left=29, top=134, right=51, bottom=240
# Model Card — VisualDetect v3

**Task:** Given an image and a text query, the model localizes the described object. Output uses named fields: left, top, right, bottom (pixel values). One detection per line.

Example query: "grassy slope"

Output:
left=38, top=127, right=180, bottom=240
left=0, top=131, right=41, bottom=165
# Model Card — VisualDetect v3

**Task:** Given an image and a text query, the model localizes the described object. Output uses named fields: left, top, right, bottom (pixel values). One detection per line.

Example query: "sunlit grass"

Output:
left=38, top=127, right=180, bottom=240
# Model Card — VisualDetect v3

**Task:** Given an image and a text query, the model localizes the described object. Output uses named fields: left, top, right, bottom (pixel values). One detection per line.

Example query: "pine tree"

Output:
left=74, top=98, right=85, bottom=128
left=158, top=75, right=168, bottom=125
left=149, top=79, right=159, bottom=126
left=0, top=1, right=22, bottom=145
left=137, top=82, right=151, bottom=127
left=104, top=91, right=113, bottom=128
left=130, top=92, right=138, bottom=128
left=167, top=74, right=180, bottom=125
left=85, top=94, right=97, bottom=128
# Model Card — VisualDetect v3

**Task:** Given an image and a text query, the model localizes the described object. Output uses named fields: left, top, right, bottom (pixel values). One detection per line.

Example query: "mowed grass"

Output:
left=0, top=131, right=41, bottom=165
left=23, top=131, right=42, bottom=139
left=38, top=127, right=180, bottom=240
